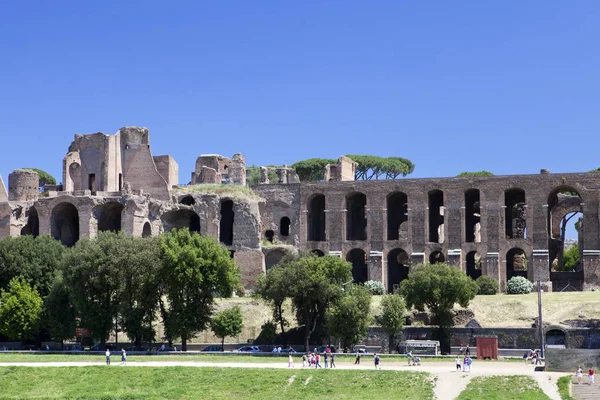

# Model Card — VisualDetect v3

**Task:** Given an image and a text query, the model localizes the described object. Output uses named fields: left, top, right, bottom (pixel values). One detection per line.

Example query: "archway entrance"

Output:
left=96, top=202, right=124, bottom=233
left=51, top=203, right=80, bottom=246
left=465, top=189, right=481, bottom=243
left=387, top=192, right=408, bottom=240
left=161, top=209, right=201, bottom=233
left=265, top=249, right=286, bottom=270
left=387, top=248, right=409, bottom=293
left=428, top=190, right=444, bottom=243
left=505, top=189, right=526, bottom=239
left=21, top=207, right=39, bottom=237
left=506, top=248, right=527, bottom=280
left=307, top=194, right=326, bottom=241
left=219, top=200, right=234, bottom=246
left=429, top=251, right=445, bottom=264
left=142, top=222, right=152, bottom=238
left=466, top=251, right=482, bottom=280
left=346, top=192, right=367, bottom=241
left=346, top=249, right=368, bottom=283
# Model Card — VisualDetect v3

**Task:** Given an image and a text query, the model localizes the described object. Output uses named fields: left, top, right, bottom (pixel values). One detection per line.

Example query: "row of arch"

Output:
left=307, top=189, right=529, bottom=243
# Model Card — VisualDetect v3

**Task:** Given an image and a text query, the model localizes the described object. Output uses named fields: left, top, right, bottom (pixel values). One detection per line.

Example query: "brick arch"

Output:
left=346, top=192, right=367, bottom=241
left=51, top=202, right=80, bottom=246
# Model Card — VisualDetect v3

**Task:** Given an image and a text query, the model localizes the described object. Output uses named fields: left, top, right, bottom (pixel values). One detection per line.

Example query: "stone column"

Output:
left=368, top=251, right=383, bottom=283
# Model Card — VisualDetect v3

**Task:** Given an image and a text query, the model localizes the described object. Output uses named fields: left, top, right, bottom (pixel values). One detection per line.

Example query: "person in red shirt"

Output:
left=588, top=368, right=595, bottom=385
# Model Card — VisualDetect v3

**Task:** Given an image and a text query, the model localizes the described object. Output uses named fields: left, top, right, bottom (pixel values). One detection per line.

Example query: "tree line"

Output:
left=0, top=230, right=240, bottom=351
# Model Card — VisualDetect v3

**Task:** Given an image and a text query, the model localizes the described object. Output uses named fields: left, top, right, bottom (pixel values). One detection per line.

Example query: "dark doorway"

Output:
left=162, top=209, right=201, bottom=233
left=307, top=194, right=326, bottom=241
left=311, top=249, right=325, bottom=257
left=466, top=251, right=482, bottom=280
left=89, top=174, right=96, bottom=193
left=387, top=248, right=409, bottom=293
left=280, top=217, right=290, bottom=237
left=265, top=230, right=274, bottom=243
left=465, top=189, right=481, bottom=243
left=51, top=203, right=80, bottom=246
left=21, top=207, right=39, bottom=237
left=346, top=192, right=367, bottom=241
left=505, top=189, right=526, bottom=239
left=97, top=202, right=124, bottom=233
left=506, top=248, right=527, bottom=280
left=180, top=196, right=195, bottom=206
left=142, top=222, right=152, bottom=238
left=346, top=249, right=368, bottom=283
left=429, top=251, right=445, bottom=264
left=118, top=173, right=123, bottom=191
left=546, top=329, right=566, bottom=346
left=220, top=200, right=234, bottom=246
left=387, top=192, right=408, bottom=240
left=265, top=250, right=286, bottom=270
left=428, top=190, right=444, bottom=243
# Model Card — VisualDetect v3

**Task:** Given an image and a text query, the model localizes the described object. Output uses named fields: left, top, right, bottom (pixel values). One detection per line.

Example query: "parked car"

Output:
left=201, top=345, right=223, bottom=352
left=281, top=348, right=297, bottom=354
left=317, top=345, right=337, bottom=353
left=234, top=346, right=261, bottom=353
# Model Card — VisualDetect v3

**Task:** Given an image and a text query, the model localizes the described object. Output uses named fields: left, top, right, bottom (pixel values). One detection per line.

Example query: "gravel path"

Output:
left=0, top=360, right=565, bottom=400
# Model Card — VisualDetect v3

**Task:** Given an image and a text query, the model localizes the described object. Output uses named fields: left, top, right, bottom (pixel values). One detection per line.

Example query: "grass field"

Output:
left=456, top=376, right=550, bottom=400
left=0, top=366, right=434, bottom=399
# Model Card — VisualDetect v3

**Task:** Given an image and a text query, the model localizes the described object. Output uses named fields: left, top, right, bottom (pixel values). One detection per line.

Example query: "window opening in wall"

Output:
left=307, top=194, right=326, bottom=241
left=265, top=230, right=274, bottom=243
left=229, top=250, right=235, bottom=259
left=280, top=217, right=290, bottom=237
left=51, top=203, right=80, bottom=246
left=429, top=251, right=445, bottom=264
left=89, top=174, right=96, bottom=194
left=161, top=209, right=201, bottom=233
left=387, top=248, right=409, bottom=293
left=506, top=248, right=527, bottom=280
left=346, top=249, right=368, bottom=284
left=20, top=207, right=39, bottom=237
left=142, top=222, right=152, bottom=238
left=346, top=192, right=367, bottom=241
left=465, top=189, right=481, bottom=243
left=428, top=190, right=444, bottom=243
left=387, top=192, right=408, bottom=240
left=466, top=251, right=482, bottom=280
left=505, top=189, right=526, bottom=239
left=546, top=329, right=566, bottom=346
left=311, top=249, right=325, bottom=257
left=220, top=200, right=234, bottom=246
left=179, top=196, right=195, bottom=206
left=118, top=174, right=123, bottom=191
left=97, top=202, right=124, bottom=233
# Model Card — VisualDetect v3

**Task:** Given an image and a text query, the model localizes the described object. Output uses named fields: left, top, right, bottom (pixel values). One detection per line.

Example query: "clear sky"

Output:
left=1, top=1, right=599, bottom=185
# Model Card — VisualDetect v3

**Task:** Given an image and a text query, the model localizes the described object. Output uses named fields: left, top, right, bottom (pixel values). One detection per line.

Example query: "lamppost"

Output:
left=537, top=280, right=545, bottom=359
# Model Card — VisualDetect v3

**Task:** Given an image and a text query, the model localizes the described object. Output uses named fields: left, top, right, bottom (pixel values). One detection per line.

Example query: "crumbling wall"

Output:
left=153, top=155, right=179, bottom=188
left=8, top=169, right=39, bottom=202
left=0, top=175, right=7, bottom=202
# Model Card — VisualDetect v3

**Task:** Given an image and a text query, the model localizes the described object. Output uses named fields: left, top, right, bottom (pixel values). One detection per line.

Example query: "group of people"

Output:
left=458, top=344, right=471, bottom=356
left=456, top=356, right=473, bottom=372
left=105, top=348, right=127, bottom=365
left=522, top=349, right=542, bottom=365
left=576, top=366, right=595, bottom=385
left=301, top=351, right=336, bottom=368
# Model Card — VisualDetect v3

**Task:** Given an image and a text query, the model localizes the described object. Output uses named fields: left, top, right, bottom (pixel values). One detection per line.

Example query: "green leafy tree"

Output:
left=158, top=228, right=240, bottom=351
left=400, top=263, right=478, bottom=353
left=562, top=244, right=580, bottom=271
left=119, top=236, right=162, bottom=347
left=255, top=265, right=291, bottom=346
left=283, top=253, right=352, bottom=352
left=44, top=273, right=77, bottom=348
left=246, top=165, right=281, bottom=186
left=327, top=284, right=372, bottom=349
left=0, top=277, right=43, bottom=341
left=379, top=294, right=406, bottom=353
left=210, top=306, right=243, bottom=351
left=475, top=275, right=498, bottom=295
left=457, top=171, right=494, bottom=177
left=291, top=158, right=336, bottom=182
left=24, top=168, right=57, bottom=188
left=0, top=235, right=65, bottom=298
left=590, top=167, right=600, bottom=172
left=62, top=232, right=129, bottom=346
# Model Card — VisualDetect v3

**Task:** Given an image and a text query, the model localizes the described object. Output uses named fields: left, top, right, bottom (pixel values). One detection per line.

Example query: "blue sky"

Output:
left=1, top=1, right=599, bottom=185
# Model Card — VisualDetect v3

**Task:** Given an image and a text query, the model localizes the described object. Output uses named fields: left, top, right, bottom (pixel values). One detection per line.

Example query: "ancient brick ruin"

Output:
left=1, top=127, right=599, bottom=292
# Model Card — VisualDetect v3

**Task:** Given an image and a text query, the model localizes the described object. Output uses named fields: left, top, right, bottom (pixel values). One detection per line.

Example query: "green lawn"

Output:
left=0, top=366, right=434, bottom=399
left=456, top=376, right=550, bottom=400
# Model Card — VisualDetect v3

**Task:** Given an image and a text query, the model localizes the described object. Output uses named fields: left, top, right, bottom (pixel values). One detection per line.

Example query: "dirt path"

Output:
left=0, top=360, right=565, bottom=400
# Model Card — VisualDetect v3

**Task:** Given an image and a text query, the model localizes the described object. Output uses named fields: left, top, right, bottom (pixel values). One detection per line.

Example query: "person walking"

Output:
left=354, top=350, right=361, bottom=365
left=288, top=353, right=294, bottom=368
left=455, top=356, right=461, bottom=372
left=330, top=353, right=336, bottom=368
left=374, top=353, right=381, bottom=370
left=121, top=349, right=127, bottom=365
left=302, top=354, right=307, bottom=368
left=105, top=349, right=111, bottom=365
left=324, top=352, right=329, bottom=368
left=466, top=357, right=472, bottom=373
left=465, top=345, right=470, bottom=356
left=577, top=366, right=583, bottom=384
left=315, top=353, right=322, bottom=368
left=589, top=367, right=595, bottom=385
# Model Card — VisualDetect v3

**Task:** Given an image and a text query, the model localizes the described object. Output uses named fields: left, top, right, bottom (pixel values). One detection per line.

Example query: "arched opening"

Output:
left=265, top=249, right=286, bottom=270
left=220, top=200, right=234, bottom=246
left=505, top=189, right=526, bottom=239
left=69, top=162, right=81, bottom=191
left=161, top=209, right=201, bottom=233
left=21, top=207, right=39, bottom=237
left=179, top=196, right=195, bottom=206
left=429, top=251, right=445, bottom=264
left=465, top=189, right=481, bottom=243
left=142, top=222, right=152, bottom=238
left=51, top=203, right=80, bottom=246
left=311, top=249, right=325, bottom=257
left=346, top=249, right=368, bottom=283
left=546, top=329, right=566, bottom=346
left=466, top=251, right=482, bottom=280
left=307, top=194, right=326, bottom=242
left=96, top=202, right=124, bottom=233
left=265, top=230, right=274, bottom=243
left=387, top=192, right=408, bottom=240
left=346, top=192, right=367, bottom=241
left=280, top=217, right=290, bottom=237
left=387, top=248, right=409, bottom=293
left=428, top=190, right=444, bottom=243
left=506, top=248, right=527, bottom=280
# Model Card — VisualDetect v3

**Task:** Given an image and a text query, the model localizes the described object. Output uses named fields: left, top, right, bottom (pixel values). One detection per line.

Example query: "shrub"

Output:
left=476, top=276, right=498, bottom=295
left=364, top=280, right=385, bottom=295
left=506, top=276, right=533, bottom=294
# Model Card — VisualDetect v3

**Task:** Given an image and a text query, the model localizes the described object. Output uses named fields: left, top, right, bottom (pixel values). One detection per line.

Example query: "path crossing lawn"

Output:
left=456, top=376, right=550, bottom=400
